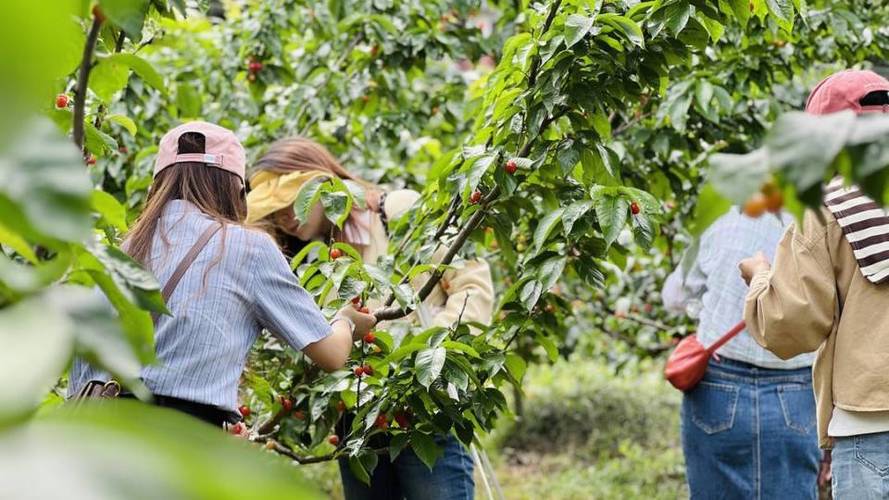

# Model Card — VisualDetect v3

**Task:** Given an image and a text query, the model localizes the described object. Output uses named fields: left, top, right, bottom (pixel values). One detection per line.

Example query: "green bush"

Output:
left=499, top=360, right=681, bottom=459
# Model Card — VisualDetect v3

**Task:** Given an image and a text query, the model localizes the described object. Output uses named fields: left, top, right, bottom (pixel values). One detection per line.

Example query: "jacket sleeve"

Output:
left=383, top=189, right=495, bottom=328
left=431, top=257, right=495, bottom=328
left=744, top=212, right=835, bottom=359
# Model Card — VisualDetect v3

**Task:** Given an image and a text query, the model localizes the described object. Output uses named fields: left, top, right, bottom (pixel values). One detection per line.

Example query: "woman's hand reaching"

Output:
left=334, top=304, right=377, bottom=341
left=739, top=251, right=771, bottom=285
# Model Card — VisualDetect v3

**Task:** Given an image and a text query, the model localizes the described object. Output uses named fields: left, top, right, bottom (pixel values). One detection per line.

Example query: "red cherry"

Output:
left=292, top=410, right=305, bottom=420
left=336, top=400, right=346, bottom=412
left=328, top=435, right=340, bottom=446
left=362, top=364, right=374, bottom=376
left=280, top=397, right=292, bottom=412
left=329, top=248, right=343, bottom=259
left=470, top=190, right=482, bottom=204
left=231, top=422, right=244, bottom=434
left=505, top=160, right=518, bottom=175
left=238, top=405, right=250, bottom=417
left=85, top=155, right=97, bottom=166
left=630, top=201, right=641, bottom=215
left=354, top=366, right=365, bottom=377
left=363, top=332, right=376, bottom=344
left=394, top=410, right=411, bottom=429
left=248, top=60, right=263, bottom=73
left=374, top=414, right=389, bottom=430
left=55, top=94, right=69, bottom=109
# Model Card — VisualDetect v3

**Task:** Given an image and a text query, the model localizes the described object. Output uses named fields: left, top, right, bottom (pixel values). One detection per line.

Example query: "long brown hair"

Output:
left=252, top=137, right=378, bottom=248
left=126, top=132, right=247, bottom=268
left=252, top=137, right=365, bottom=184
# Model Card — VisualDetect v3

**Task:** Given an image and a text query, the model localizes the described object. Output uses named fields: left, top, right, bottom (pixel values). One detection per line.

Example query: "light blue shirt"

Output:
left=662, top=208, right=815, bottom=369
left=69, top=200, right=332, bottom=410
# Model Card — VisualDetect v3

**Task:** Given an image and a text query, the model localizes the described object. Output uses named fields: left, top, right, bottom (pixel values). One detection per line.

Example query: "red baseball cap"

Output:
left=154, top=121, right=246, bottom=182
left=805, top=70, right=889, bottom=115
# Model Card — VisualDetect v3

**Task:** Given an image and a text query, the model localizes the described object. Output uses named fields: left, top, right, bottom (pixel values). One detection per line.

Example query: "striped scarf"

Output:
left=824, top=177, right=889, bottom=284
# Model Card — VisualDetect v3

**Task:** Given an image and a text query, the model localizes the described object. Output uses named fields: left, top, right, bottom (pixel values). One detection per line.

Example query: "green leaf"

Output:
left=0, top=220, right=37, bottom=263
left=176, top=82, right=202, bottom=118
left=98, top=0, right=149, bottom=39
left=765, top=111, right=854, bottom=193
left=389, top=433, right=410, bottom=461
left=532, top=208, right=564, bottom=254
left=0, top=294, right=73, bottom=427
left=410, top=432, right=443, bottom=470
left=519, top=279, right=543, bottom=310
left=106, top=113, right=137, bottom=136
left=591, top=187, right=629, bottom=248
left=84, top=121, right=118, bottom=155
left=562, top=200, right=592, bottom=234
left=504, top=353, right=527, bottom=383
left=600, top=14, right=644, bottom=48
left=90, top=57, right=130, bottom=103
left=564, top=14, right=595, bottom=48
left=766, top=0, right=794, bottom=32
left=0, top=118, right=92, bottom=242
left=709, top=148, right=770, bottom=204
left=110, top=54, right=165, bottom=92
left=415, top=347, right=446, bottom=388
left=663, top=1, right=692, bottom=34
left=293, top=177, right=327, bottom=224
left=0, top=401, right=322, bottom=498
left=91, top=190, right=127, bottom=232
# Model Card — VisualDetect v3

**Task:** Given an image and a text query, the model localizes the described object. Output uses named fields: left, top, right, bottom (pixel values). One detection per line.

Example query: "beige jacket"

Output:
left=744, top=207, right=889, bottom=448
left=362, top=189, right=494, bottom=328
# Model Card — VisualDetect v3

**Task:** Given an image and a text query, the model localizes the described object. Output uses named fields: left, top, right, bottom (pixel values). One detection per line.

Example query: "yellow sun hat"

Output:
left=245, top=169, right=330, bottom=223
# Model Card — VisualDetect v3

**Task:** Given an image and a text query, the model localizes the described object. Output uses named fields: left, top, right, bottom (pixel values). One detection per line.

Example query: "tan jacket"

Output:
left=744, top=207, right=889, bottom=448
left=363, top=189, right=494, bottom=328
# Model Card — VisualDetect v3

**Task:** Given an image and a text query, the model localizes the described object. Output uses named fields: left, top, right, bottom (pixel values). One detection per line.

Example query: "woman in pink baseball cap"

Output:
left=739, top=70, right=889, bottom=497
left=69, top=121, right=376, bottom=430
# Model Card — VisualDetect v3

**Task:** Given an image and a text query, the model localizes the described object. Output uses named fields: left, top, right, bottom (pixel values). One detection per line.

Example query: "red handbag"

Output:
left=664, top=321, right=746, bottom=391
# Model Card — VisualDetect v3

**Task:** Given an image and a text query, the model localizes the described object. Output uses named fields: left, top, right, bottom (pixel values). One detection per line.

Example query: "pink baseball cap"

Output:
left=805, top=70, right=889, bottom=115
left=154, top=121, right=247, bottom=182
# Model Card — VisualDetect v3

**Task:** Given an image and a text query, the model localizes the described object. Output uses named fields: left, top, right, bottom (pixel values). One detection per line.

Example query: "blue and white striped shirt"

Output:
left=662, top=208, right=815, bottom=369
left=69, top=200, right=332, bottom=410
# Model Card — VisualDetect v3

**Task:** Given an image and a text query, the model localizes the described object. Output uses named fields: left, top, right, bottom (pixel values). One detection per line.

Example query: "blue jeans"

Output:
left=338, top=434, right=474, bottom=500
left=833, top=432, right=889, bottom=499
left=681, top=357, right=820, bottom=499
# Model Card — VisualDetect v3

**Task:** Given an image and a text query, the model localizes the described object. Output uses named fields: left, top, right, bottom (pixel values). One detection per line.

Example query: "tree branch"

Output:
left=373, top=0, right=564, bottom=322
left=73, top=15, right=103, bottom=151
left=527, top=0, right=563, bottom=88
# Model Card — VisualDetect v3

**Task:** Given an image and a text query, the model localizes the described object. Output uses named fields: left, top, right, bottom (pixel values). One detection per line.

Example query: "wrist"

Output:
left=331, top=316, right=355, bottom=335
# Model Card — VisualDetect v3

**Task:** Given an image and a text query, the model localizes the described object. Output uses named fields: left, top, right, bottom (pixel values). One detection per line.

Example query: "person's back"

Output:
left=69, top=121, right=376, bottom=427
left=664, top=208, right=820, bottom=499
left=740, top=69, right=889, bottom=497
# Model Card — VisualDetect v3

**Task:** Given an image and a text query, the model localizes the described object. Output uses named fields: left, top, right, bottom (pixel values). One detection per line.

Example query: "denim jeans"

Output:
left=338, top=433, right=474, bottom=500
left=832, top=432, right=889, bottom=499
left=681, top=357, right=820, bottom=499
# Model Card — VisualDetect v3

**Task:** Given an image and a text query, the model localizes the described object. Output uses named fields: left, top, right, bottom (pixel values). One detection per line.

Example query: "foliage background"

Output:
left=2, top=0, right=889, bottom=497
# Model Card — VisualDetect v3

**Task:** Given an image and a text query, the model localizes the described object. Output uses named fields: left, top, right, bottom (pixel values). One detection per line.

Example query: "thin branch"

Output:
left=527, top=0, right=563, bottom=88
left=257, top=437, right=388, bottom=464
left=73, top=15, right=103, bottom=151
left=451, top=293, right=471, bottom=329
